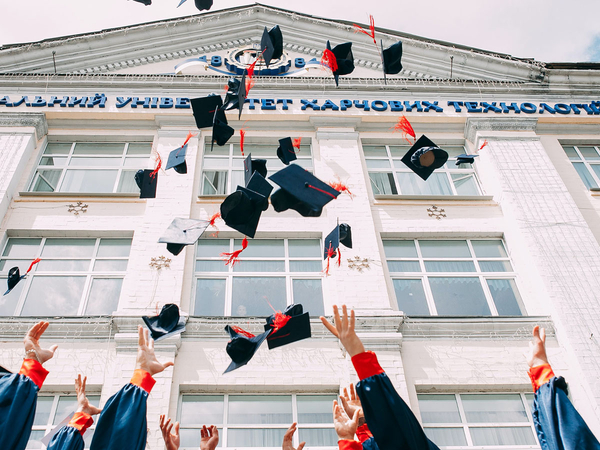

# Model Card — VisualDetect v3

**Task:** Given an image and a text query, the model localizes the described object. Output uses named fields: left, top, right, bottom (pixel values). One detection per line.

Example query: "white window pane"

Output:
left=127, top=143, right=153, bottom=155
left=363, top=145, right=388, bottom=156
left=203, top=159, right=229, bottom=170
left=195, top=260, right=228, bottom=272
left=297, top=395, right=336, bottom=423
left=53, top=396, right=77, bottom=424
left=85, top=278, right=123, bottom=315
left=61, top=169, right=118, bottom=193
left=233, top=261, right=285, bottom=272
left=388, top=146, right=409, bottom=157
left=0, top=278, right=23, bottom=314
left=297, top=428, right=337, bottom=446
left=292, top=159, right=312, bottom=169
left=292, top=279, right=324, bottom=316
left=42, top=239, right=96, bottom=258
left=72, top=143, right=124, bottom=155
left=479, top=260, right=512, bottom=272
left=202, top=171, right=228, bottom=195
left=26, top=431, right=45, bottom=449
left=181, top=395, right=224, bottom=425
left=97, top=239, right=132, bottom=257
left=180, top=429, right=201, bottom=449
left=0, top=259, right=27, bottom=273
left=37, top=259, right=91, bottom=271
left=68, top=157, right=121, bottom=167
left=370, top=172, right=397, bottom=195
left=288, top=239, right=321, bottom=258
left=572, top=162, right=598, bottom=189
left=40, top=156, right=67, bottom=167
left=591, top=164, right=600, bottom=181
left=231, top=170, right=244, bottom=191
left=418, top=394, right=461, bottom=423
left=429, top=277, right=491, bottom=316
left=563, top=146, right=579, bottom=159
left=228, top=429, right=286, bottom=447
left=2, top=238, right=41, bottom=257
left=289, top=261, right=322, bottom=272
left=366, top=159, right=392, bottom=169
left=21, top=276, right=86, bottom=316
left=387, top=261, right=421, bottom=272
left=424, top=261, right=476, bottom=272
left=487, top=279, right=523, bottom=316
left=195, top=279, right=226, bottom=316
left=397, top=172, right=452, bottom=196
left=419, top=241, right=470, bottom=258
left=231, top=277, right=286, bottom=316
left=451, top=173, right=479, bottom=195
left=34, top=397, right=54, bottom=425
left=423, top=427, right=467, bottom=446
left=471, top=240, right=507, bottom=258
left=228, top=396, right=292, bottom=424
left=117, top=170, right=139, bottom=193
left=470, top=427, right=536, bottom=446
left=31, top=169, right=61, bottom=192
left=578, top=146, right=600, bottom=160
left=124, top=157, right=149, bottom=168
left=462, top=394, right=528, bottom=423
left=383, top=241, right=417, bottom=258
left=392, top=279, right=430, bottom=315
left=197, top=240, right=230, bottom=258
left=44, top=143, right=71, bottom=154
left=234, top=240, right=284, bottom=258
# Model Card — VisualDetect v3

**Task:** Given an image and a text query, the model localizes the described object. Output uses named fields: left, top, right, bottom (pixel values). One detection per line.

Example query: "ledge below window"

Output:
left=374, top=195, right=495, bottom=203
left=197, top=195, right=226, bottom=202
left=19, top=192, right=142, bottom=199
left=590, top=188, right=600, bottom=196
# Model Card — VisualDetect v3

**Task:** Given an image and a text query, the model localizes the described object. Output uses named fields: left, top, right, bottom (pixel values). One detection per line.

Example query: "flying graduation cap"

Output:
left=269, top=164, right=340, bottom=217
left=191, top=95, right=223, bottom=129
left=177, top=0, right=212, bottom=10
left=400, top=136, right=449, bottom=181
left=243, top=154, right=268, bottom=186
left=211, top=108, right=235, bottom=152
left=264, top=303, right=311, bottom=350
left=135, top=169, right=157, bottom=199
left=142, top=304, right=186, bottom=341
left=224, top=325, right=271, bottom=374
left=277, top=137, right=298, bottom=165
left=133, top=0, right=151, bottom=5
left=158, top=218, right=210, bottom=256
left=4, top=258, right=41, bottom=296
left=322, top=41, right=355, bottom=87
left=222, top=77, right=248, bottom=120
left=166, top=132, right=196, bottom=175
left=323, top=223, right=352, bottom=275
left=261, top=25, right=284, bottom=68
left=455, top=154, right=479, bottom=165
left=380, top=41, right=403, bottom=84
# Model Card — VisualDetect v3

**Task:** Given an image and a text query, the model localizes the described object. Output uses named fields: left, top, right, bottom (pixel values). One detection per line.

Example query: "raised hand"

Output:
left=333, top=399, right=360, bottom=441
left=75, top=374, right=102, bottom=416
left=23, top=321, right=58, bottom=365
left=320, top=305, right=365, bottom=357
left=340, top=384, right=363, bottom=421
left=135, top=325, right=174, bottom=376
left=527, top=326, right=549, bottom=368
left=282, top=423, right=305, bottom=450
left=159, top=415, right=180, bottom=450
left=200, top=425, right=219, bottom=450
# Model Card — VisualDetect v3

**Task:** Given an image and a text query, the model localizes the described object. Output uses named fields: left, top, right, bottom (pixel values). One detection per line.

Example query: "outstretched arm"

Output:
left=526, top=326, right=555, bottom=392
left=282, top=423, right=305, bottom=450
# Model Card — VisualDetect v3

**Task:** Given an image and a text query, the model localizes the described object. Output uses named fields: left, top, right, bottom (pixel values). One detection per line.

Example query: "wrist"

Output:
left=337, top=435, right=355, bottom=441
left=24, top=349, right=40, bottom=363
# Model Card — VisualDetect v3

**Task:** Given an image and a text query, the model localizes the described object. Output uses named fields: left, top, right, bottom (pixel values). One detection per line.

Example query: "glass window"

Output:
left=179, top=394, right=337, bottom=449
left=29, top=142, right=153, bottom=194
left=0, top=237, right=131, bottom=316
left=194, top=239, right=324, bottom=317
left=28, top=394, right=100, bottom=449
left=200, top=140, right=313, bottom=195
left=383, top=239, right=524, bottom=316
left=364, top=144, right=482, bottom=197
left=419, top=393, right=538, bottom=448
left=562, top=145, right=600, bottom=189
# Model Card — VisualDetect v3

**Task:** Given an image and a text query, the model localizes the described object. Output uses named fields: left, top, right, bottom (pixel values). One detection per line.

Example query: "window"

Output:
left=383, top=239, right=524, bottom=316
left=418, top=393, right=538, bottom=448
left=0, top=237, right=131, bottom=316
left=201, top=141, right=313, bottom=196
left=29, top=142, right=152, bottom=193
left=178, top=394, right=338, bottom=449
left=562, top=145, right=600, bottom=189
left=364, top=144, right=481, bottom=196
left=194, top=239, right=324, bottom=317
left=28, top=393, right=101, bottom=449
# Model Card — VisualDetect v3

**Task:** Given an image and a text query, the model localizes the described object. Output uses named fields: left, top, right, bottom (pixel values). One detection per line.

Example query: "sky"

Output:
left=0, top=0, right=599, bottom=63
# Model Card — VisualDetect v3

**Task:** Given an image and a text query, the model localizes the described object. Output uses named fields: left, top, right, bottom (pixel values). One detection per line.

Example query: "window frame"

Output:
left=562, top=144, right=600, bottom=189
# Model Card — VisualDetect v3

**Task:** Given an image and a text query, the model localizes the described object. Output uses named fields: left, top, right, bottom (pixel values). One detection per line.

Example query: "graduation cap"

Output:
left=224, top=325, right=271, bottom=373
left=261, top=25, right=284, bottom=68
left=177, top=0, right=212, bottom=10
left=4, top=258, right=41, bottom=296
left=277, top=137, right=297, bottom=165
left=134, top=169, right=158, bottom=199
left=165, top=144, right=188, bottom=174
left=324, top=41, right=355, bottom=87
left=142, top=304, right=186, bottom=341
left=211, top=108, right=235, bottom=152
left=400, top=136, right=449, bottom=181
left=220, top=183, right=267, bottom=239
left=323, top=223, right=352, bottom=260
left=381, top=41, right=403, bottom=84
left=222, top=77, right=247, bottom=120
left=191, top=95, right=223, bottom=129
left=269, top=164, right=340, bottom=217
left=243, top=154, right=268, bottom=186
left=246, top=171, right=273, bottom=211
left=455, top=154, right=479, bottom=165
left=264, top=304, right=311, bottom=350
left=133, top=0, right=151, bottom=5
left=158, top=218, right=210, bottom=256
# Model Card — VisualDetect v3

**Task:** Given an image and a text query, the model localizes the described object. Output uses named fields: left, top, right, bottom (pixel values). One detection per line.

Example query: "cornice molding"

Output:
left=0, top=112, right=48, bottom=140
left=465, top=117, right=539, bottom=142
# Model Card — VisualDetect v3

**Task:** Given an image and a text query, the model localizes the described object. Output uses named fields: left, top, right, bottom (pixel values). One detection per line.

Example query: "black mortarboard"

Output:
left=243, top=154, right=268, bottom=186
left=327, top=41, right=355, bottom=87
left=165, top=144, right=188, bottom=174
left=133, top=0, right=152, bottom=5
left=323, top=222, right=353, bottom=259
left=134, top=169, right=158, bottom=199
left=222, top=77, right=247, bottom=120
left=277, top=137, right=297, bottom=165
left=158, top=218, right=210, bottom=256
left=269, top=164, right=340, bottom=217
left=142, top=304, right=186, bottom=341
left=176, top=0, right=212, bottom=11
left=264, top=304, right=311, bottom=350
left=245, top=171, right=273, bottom=211
left=455, top=154, right=479, bottom=165
left=382, top=41, right=403, bottom=75
left=191, top=95, right=223, bottom=129
left=400, top=135, right=449, bottom=181
left=211, top=108, right=235, bottom=152
left=220, top=187, right=266, bottom=238
left=261, top=25, right=284, bottom=68
left=4, top=267, right=22, bottom=296
left=224, top=325, right=271, bottom=373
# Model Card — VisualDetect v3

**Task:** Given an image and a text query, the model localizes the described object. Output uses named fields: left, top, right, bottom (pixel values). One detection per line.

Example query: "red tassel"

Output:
left=337, top=248, right=342, bottom=267
left=26, top=258, right=41, bottom=274
left=321, top=48, right=338, bottom=73
left=393, top=116, right=416, bottom=145
left=292, top=137, right=302, bottom=150
left=353, top=15, right=376, bottom=45
left=324, top=243, right=337, bottom=276
left=307, top=184, right=338, bottom=199
left=149, top=153, right=162, bottom=179
left=177, top=131, right=197, bottom=156
left=231, top=326, right=255, bottom=339
left=272, top=312, right=292, bottom=333
left=221, top=236, right=249, bottom=267
left=245, top=50, right=265, bottom=94
left=209, top=212, right=221, bottom=227
left=479, top=139, right=488, bottom=151
left=239, top=129, right=246, bottom=156
left=328, top=179, right=354, bottom=199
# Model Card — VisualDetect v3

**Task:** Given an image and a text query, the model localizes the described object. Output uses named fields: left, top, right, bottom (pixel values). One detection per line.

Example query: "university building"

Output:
left=1, top=4, right=600, bottom=449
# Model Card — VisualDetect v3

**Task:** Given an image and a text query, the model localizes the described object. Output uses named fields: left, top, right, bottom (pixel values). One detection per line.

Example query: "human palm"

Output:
left=200, top=425, right=219, bottom=450
left=282, top=423, right=305, bottom=450
left=340, top=384, right=362, bottom=419
left=333, top=400, right=359, bottom=441
left=75, top=375, right=102, bottom=416
left=527, top=326, right=549, bottom=368
left=23, top=321, right=58, bottom=365
left=159, top=415, right=180, bottom=450
left=135, top=326, right=174, bottom=376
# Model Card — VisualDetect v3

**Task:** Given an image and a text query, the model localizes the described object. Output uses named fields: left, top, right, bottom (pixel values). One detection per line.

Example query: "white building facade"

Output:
left=1, top=4, right=600, bottom=449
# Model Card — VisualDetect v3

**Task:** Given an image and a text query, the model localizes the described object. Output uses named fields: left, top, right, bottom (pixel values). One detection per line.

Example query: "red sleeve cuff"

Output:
left=130, top=369, right=156, bottom=393
left=339, top=440, right=362, bottom=450
left=528, top=364, right=555, bottom=392
left=351, top=351, right=384, bottom=381
left=68, top=412, right=94, bottom=436
left=356, top=423, right=372, bottom=443
left=19, top=359, right=49, bottom=389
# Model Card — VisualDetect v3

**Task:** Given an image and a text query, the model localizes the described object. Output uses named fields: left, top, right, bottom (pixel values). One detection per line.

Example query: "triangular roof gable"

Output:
left=0, top=3, right=545, bottom=82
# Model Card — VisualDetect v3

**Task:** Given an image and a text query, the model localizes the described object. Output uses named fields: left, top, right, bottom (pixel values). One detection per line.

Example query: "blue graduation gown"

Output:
left=0, top=360, right=48, bottom=450
left=533, top=376, right=600, bottom=450
left=353, top=352, right=440, bottom=450
left=47, top=426, right=84, bottom=450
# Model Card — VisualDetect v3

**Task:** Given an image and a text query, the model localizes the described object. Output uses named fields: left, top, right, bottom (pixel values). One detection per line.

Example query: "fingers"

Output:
left=350, top=309, right=355, bottom=333
left=82, top=376, right=87, bottom=393
left=284, top=422, right=297, bottom=440
left=540, top=327, right=546, bottom=344
left=144, top=328, right=150, bottom=348
left=26, top=321, right=42, bottom=340
left=298, top=442, right=306, bottom=450
left=342, top=305, right=348, bottom=331
left=174, top=422, right=180, bottom=437
left=340, top=395, right=349, bottom=411
left=138, top=325, right=145, bottom=347
left=211, top=425, right=219, bottom=439
left=351, top=409, right=360, bottom=426
left=166, top=421, right=173, bottom=436
left=333, top=305, right=342, bottom=333
left=342, top=387, right=349, bottom=400
left=201, top=425, right=207, bottom=438
left=159, top=414, right=165, bottom=430
left=37, top=321, right=49, bottom=339
left=48, top=345, right=58, bottom=356
left=163, top=361, right=175, bottom=369
left=320, top=316, right=339, bottom=338
left=350, top=383, right=357, bottom=401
